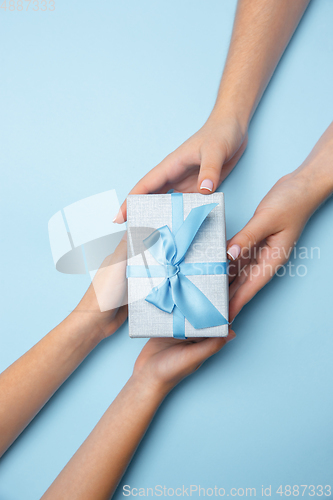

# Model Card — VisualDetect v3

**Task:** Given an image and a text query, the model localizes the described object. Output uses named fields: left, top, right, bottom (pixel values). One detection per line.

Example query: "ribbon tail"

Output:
left=145, top=278, right=175, bottom=314
left=170, top=274, right=227, bottom=329
left=174, top=203, right=218, bottom=263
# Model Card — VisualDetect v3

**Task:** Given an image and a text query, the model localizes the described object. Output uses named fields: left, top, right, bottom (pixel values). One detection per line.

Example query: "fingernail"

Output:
left=200, top=179, right=214, bottom=192
left=227, top=244, right=241, bottom=261
left=113, top=209, right=125, bottom=224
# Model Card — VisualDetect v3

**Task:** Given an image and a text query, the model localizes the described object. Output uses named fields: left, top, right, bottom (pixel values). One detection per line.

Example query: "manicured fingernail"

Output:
left=113, top=209, right=125, bottom=224
left=227, top=244, right=241, bottom=261
left=200, top=179, right=214, bottom=192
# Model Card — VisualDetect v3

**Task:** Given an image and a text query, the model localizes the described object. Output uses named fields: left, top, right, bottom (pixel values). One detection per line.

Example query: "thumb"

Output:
left=197, top=147, right=226, bottom=194
left=227, top=211, right=273, bottom=262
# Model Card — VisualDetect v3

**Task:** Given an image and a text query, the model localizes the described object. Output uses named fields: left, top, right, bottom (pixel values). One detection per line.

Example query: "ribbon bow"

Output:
left=143, top=202, right=227, bottom=330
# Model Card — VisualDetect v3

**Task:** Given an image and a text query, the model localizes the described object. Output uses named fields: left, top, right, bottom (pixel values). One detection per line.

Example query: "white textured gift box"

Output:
left=127, top=193, right=228, bottom=338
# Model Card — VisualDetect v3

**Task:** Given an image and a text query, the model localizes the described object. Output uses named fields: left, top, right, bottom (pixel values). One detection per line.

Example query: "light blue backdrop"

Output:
left=1, top=1, right=332, bottom=498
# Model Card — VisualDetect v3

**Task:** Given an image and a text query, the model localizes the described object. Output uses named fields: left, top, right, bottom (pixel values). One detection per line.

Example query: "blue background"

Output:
left=1, top=0, right=333, bottom=497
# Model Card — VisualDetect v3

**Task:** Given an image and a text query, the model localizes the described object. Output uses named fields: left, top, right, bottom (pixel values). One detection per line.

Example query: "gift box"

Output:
left=126, top=192, right=228, bottom=338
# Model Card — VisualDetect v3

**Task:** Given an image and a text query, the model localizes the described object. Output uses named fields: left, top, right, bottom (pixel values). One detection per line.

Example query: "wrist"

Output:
left=208, top=101, right=249, bottom=139
left=63, top=310, right=104, bottom=349
left=129, top=372, right=169, bottom=406
left=293, top=160, right=333, bottom=212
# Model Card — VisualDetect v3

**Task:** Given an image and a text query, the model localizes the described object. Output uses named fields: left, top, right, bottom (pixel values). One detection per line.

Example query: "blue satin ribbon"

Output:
left=126, top=193, right=227, bottom=338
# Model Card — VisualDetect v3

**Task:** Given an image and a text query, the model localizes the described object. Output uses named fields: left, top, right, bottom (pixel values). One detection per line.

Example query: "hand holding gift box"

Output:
left=127, top=192, right=229, bottom=338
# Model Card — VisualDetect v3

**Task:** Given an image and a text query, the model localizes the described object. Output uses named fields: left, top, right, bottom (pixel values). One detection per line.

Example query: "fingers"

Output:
left=90, top=232, right=128, bottom=313
left=112, top=231, right=127, bottom=263
left=113, top=157, right=175, bottom=223
left=229, top=265, right=249, bottom=301
left=228, top=250, right=254, bottom=285
left=227, top=211, right=275, bottom=262
left=112, top=304, right=128, bottom=332
left=186, top=330, right=236, bottom=369
left=197, top=147, right=226, bottom=194
left=229, top=259, right=277, bottom=321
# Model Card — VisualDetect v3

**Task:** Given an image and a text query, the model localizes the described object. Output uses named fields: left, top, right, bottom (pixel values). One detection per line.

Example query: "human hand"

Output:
left=73, top=233, right=128, bottom=341
left=227, top=163, right=331, bottom=321
left=132, top=330, right=236, bottom=396
left=113, top=114, right=247, bottom=223
left=0, top=234, right=128, bottom=458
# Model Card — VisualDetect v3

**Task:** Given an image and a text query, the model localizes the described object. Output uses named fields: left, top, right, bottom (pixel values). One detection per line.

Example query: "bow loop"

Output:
left=143, top=225, right=177, bottom=266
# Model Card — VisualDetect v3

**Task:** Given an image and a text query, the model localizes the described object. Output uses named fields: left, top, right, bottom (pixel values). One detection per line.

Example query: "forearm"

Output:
left=0, top=312, right=101, bottom=456
left=212, top=0, right=310, bottom=128
left=42, top=375, right=165, bottom=500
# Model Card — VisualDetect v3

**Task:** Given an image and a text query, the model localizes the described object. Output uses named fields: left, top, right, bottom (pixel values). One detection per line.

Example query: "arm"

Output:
left=114, top=0, right=311, bottom=223
left=227, top=122, right=333, bottom=320
left=215, top=0, right=311, bottom=126
left=0, top=236, right=127, bottom=457
left=42, top=332, right=235, bottom=499
left=41, top=376, right=161, bottom=500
